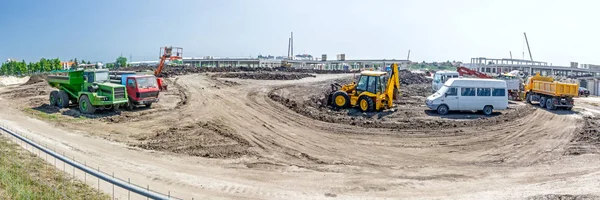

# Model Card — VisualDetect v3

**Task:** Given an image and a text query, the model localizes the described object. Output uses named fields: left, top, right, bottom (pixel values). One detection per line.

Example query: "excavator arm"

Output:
left=385, top=63, right=401, bottom=108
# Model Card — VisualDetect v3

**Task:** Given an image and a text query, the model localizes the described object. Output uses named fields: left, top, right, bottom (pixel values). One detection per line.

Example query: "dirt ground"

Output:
left=0, top=72, right=600, bottom=199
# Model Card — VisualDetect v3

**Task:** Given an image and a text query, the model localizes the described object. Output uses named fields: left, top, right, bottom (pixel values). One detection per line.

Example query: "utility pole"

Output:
left=509, top=51, right=513, bottom=59
left=290, top=32, right=294, bottom=60
left=406, top=50, right=411, bottom=60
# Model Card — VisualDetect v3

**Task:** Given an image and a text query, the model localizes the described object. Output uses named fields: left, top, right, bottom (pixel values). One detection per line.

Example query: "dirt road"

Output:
left=0, top=73, right=599, bottom=199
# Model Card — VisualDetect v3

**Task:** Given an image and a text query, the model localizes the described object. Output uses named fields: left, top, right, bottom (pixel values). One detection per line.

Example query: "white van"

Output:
left=426, top=78, right=508, bottom=115
left=432, top=71, right=460, bottom=92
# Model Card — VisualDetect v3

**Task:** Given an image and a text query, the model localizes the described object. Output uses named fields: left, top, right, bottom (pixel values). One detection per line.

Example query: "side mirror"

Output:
left=444, top=93, right=448, bottom=97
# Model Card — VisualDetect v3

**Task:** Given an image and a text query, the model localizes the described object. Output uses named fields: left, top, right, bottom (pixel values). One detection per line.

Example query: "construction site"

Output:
left=0, top=43, right=600, bottom=199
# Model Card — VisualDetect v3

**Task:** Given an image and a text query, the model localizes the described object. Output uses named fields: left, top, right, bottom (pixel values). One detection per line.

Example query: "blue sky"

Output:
left=0, top=0, right=598, bottom=65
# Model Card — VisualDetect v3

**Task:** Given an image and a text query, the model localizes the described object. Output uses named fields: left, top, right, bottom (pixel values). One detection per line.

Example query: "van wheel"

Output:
left=539, top=96, right=546, bottom=108
left=483, top=105, right=493, bottom=115
left=437, top=105, right=449, bottom=115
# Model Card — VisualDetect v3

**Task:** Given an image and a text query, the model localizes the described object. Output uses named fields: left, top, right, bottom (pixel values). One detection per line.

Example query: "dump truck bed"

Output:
left=531, top=80, right=578, bottom=97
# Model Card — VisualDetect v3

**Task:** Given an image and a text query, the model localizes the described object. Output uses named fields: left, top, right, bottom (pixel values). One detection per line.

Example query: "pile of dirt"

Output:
left=0, top=83, right=50, bottom=99
left=116, top=66, right=356, bottom=77
left=268, top=89, right=534, bottom=131
left=565, top=116, right=600, bottom=155
left=24, top=75, right=47, bottom=85
left=136, top=121, right=253, bottom=158
left=400, top=70, right=430, bottom=85
left=212, top=72, right=316, bottom=80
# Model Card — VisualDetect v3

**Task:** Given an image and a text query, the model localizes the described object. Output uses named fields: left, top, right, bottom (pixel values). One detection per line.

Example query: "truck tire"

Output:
left=126, top=100, right=134, bottom=111
left=437, top=104, right=449, bottom=115
left=332, top=91, right=350, bottom=109
left=144, top=102, right=153, bottom=108
left=57, top=91, right=70, bottom=108
left=78, top=95, right=96, bottom=114
left=565, top=106, right=573, bottom=111
left=539, top=96, right=546, bottom=108
left=483, top=105, right=493, bottom=115
left=525, top=93, right=532, bottom=104
left=358, top=96, right=374, bottom=112
left=49, top=91, right=58, bottom=106
left=545, top=98, right=555, bottom=110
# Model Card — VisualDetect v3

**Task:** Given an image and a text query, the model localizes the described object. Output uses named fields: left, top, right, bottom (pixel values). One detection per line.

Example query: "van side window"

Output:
left=461, top=88, right=476, bottom=96
left=446, top=88, right=457, bottom=96
left=492, top=88, right=506, bottom=96
left=477, top=88, right=491, bottom=96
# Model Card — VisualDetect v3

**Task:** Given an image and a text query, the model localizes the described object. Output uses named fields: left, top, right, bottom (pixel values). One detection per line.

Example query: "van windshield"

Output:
left=436, top=86, right=449, bottom=95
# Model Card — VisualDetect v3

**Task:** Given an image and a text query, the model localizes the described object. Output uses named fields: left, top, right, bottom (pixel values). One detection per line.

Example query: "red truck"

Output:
left=123, top=75, right=160, bottom=110
left=110, top=72, right=160, bottom=110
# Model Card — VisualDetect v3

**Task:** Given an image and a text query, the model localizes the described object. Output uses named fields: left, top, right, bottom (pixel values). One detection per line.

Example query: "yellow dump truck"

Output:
left=524, top=73, right=578, bottom=110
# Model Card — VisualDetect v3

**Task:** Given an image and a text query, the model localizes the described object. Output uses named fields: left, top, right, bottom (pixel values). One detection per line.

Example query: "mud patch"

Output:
left=526, top=194, right=600, bottom=200
left=400, top=70, right=430, bottom=85
left=565, top=116, right=600, bottom=155
left=0, top=82, right=50, bottom=99
left=136, top=121, right=253, bottom=158
left=212, top=72, right=316, bottom=80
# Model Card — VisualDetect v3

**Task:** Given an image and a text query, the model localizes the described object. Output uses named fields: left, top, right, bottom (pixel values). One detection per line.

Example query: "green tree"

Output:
left=87, top=61, right=91, bottom=64
left=116, top=56, right=127, bottom=68
left=106, top=63, right=115, bottom=68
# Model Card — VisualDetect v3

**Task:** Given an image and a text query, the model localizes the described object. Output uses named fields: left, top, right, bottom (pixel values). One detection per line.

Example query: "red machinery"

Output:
left=457, top=66, right=522, bottom=100
left=456, top=66, right=492, bottom=79
left=155, top=46, right=183, bottom=91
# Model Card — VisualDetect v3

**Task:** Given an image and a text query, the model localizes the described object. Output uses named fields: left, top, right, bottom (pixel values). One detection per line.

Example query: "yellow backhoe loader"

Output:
left=326, top=63, right=401, bottom=112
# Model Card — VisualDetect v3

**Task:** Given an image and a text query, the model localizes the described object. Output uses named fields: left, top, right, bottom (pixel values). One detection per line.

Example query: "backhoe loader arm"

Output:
left=386, top=63, right=401, bottom=108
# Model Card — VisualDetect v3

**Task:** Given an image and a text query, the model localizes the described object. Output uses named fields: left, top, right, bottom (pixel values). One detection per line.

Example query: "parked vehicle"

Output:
left=432, top=71, right=459, bottom=92
left=524, top=73, right=578, bottom=110
left=579, top=87, right=590, bottom=97
left=109, top=72, right=160, bottom=110
left=426, top=78, right=508, bottom=115
left=47, top=69, right=129, bottom=114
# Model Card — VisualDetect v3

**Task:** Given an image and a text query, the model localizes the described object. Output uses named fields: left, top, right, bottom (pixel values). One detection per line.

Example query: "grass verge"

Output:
left=0, top=135, right=109, bottom=199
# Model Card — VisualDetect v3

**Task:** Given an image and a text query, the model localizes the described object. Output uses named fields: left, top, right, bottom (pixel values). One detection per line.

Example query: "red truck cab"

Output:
left=125, top=75, right=160, bottom=110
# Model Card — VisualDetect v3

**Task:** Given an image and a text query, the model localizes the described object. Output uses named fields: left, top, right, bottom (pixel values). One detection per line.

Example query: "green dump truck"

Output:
left=47, top=69, right=129, bottom=114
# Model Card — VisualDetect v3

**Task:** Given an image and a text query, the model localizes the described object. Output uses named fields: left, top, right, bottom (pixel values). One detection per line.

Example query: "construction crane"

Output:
left=524, top=32, right=533, bottom=61
left=155, top=46, right=183, bottom=91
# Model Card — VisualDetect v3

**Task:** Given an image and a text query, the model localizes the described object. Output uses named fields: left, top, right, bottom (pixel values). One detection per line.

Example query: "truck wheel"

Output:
left=49, top=91, right=58, bottom=106
left=144, top=102, right=153, bottom=108
left=332, top=91, right=350, bottom=108
left=126, top=100, right=134, bottom=111
left=545, top=98, right=555, bottom=110
left=483, top=105, right=493, bottom=115
left=525, top=93, right=532, bottom=104
left=112, top=104, right=120, bottom=111
left=437, top=104, right=449, bottom=115
left=78, top=95, right=96, bottom=114
left=539, top=96, right=546, bottom=108
left=57, top=91, right=70, bottom=108
left=358, top=96, right=374, bottom=112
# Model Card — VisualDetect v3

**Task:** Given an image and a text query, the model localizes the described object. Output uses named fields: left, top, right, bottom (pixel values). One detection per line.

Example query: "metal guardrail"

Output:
left=0, top=124, right=174, bottom=200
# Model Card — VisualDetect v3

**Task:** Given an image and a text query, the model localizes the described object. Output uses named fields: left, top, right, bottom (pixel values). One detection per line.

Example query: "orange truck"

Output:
left=524, top=73, right=578, bottom=110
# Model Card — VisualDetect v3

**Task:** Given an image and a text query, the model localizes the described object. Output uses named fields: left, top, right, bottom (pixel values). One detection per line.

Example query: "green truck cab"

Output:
left=47, top=69, right=129, bottom=114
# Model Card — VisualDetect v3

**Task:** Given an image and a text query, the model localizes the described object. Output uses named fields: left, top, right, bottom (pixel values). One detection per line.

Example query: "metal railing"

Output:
left=0, top=123, right=183, bottom=200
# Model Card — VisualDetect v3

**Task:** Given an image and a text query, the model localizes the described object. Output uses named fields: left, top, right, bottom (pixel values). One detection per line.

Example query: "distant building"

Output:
left=579, top=64, right=600, bottom=70
left=61, top=61, right=75, bottom=70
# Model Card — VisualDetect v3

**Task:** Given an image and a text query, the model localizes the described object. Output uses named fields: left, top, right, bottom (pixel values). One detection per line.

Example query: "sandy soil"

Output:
left=0, top=73, right=599, bottom=199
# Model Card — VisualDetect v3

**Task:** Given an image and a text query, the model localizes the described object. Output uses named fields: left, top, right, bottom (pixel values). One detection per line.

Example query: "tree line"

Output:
left=0, top=56, right=130, bottom=76
left=0, top=58, right=64, bottom=76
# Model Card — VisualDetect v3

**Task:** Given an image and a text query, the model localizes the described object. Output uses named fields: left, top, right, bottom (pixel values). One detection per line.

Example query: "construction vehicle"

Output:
left=326, top=63, right=401, bottom=112
left=524, top=73, right=578, bottom=110
left=457, top=66, right=523, bottom=100
left=155, top=46, right=183, bottom=91
left=109, top=71, right=160, bottom=110
left=47, top=69, right=129, bottom=114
